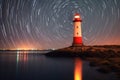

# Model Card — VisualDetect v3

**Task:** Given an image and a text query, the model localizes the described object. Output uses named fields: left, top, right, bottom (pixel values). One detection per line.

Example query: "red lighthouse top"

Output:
left=73, top=13, right=82, bottom=22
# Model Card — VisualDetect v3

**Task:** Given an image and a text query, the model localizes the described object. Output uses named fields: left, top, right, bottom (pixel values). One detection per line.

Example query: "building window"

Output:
left=77, top=32, right=79, bottom=35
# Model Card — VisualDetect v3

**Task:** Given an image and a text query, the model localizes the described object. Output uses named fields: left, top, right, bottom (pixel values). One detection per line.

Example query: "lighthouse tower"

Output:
left=72, top=13, right=83, bottom=47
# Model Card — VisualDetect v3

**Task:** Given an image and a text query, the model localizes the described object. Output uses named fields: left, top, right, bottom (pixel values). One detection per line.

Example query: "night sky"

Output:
left=0, top=0, right=120, bottom=50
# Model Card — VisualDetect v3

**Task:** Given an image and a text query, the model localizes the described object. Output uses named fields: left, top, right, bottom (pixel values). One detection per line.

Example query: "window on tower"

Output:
left=77, top=32, right=79, bottom=35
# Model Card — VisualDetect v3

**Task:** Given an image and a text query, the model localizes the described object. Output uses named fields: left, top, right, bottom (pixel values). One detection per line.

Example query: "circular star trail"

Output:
left=0, top=0, right=120, bottom=49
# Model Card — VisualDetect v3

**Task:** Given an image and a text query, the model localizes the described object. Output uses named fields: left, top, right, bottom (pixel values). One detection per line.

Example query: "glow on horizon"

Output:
left=0, top=48, right=39, bottom=50
left=15, top=44, right=38, bottom=50
left=16, top=48, right=38, bottom=50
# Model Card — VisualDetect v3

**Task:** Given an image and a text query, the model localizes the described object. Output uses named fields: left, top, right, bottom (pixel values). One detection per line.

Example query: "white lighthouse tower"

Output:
left=72, top=13, right=83, bottom=47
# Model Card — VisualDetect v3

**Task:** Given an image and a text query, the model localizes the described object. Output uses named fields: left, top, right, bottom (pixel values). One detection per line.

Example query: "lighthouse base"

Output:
left=72, top=43, right=83, bottom=47
left=72, top=37, right=83, bottom=47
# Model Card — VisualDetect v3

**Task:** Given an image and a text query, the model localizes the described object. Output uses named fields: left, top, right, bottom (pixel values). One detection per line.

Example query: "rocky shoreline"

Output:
left=46, top=45, right=120, bottom=78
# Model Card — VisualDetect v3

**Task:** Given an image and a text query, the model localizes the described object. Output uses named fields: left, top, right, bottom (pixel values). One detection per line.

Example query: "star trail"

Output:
left=0, top=0, right=120, bottom=49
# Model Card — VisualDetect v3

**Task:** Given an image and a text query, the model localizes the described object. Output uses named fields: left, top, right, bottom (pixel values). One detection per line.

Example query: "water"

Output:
left=0, top=51, right=119, bottom=80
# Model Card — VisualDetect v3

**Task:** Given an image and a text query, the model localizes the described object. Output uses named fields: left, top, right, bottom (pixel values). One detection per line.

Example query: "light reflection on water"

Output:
left=74, top=58, right=82, bottom=80
left=16, top=51, right=28, bottom=63
left=0, top=51, right=119, bottom=80
left=16, top=51, right=28, bottom=79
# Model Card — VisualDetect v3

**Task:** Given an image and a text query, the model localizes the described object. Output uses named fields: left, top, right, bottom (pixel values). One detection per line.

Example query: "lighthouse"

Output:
left=72, top=13, right=83, bottom=47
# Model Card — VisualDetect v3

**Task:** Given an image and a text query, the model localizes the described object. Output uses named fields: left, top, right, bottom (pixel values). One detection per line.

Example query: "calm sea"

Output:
left=0, top=51, right=119, bottom=80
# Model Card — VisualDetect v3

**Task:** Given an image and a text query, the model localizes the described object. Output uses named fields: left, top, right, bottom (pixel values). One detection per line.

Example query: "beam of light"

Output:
left=75, top=15, right=80, bottom=18
left=74, top=58, right=82, bottom=80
